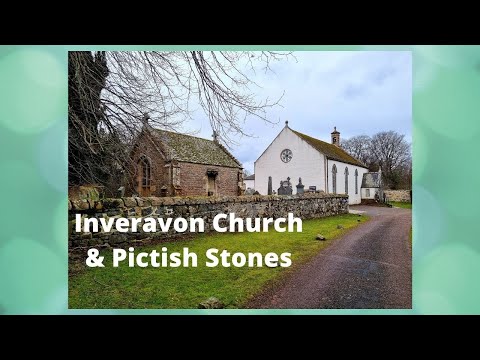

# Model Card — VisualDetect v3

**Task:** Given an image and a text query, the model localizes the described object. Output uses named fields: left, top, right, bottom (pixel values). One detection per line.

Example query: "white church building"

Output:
left=254, top=122, right=370, bottom=205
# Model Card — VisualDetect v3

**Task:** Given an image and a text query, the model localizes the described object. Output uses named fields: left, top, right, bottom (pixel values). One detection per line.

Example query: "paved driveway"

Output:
left=246, top=205, right=412, bottom=309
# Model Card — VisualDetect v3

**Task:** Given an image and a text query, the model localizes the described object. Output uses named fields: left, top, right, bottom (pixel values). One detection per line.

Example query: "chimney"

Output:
left=331, top=126, right=340, bottom=147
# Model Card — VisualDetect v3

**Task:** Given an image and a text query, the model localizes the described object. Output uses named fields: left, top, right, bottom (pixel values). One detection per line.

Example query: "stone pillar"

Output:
left=268, top=176, right=272, bottom=195
left=296, top=177, right=304, bottom=194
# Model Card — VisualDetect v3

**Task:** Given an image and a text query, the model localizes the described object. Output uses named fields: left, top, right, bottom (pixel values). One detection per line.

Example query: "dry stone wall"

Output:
left=384, top=190, right=411, bottom=202
left=69, top=193, right=349, bottom=249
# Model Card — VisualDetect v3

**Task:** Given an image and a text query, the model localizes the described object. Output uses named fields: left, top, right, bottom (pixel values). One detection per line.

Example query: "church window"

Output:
left=138, top=156, right=152, bottom=196
left=142, top=158, right=151, bottom=187
left=280, top=149, right=293, bottom=163
left=332, top=164, right=337, bottom=194
left=355, top=169, right=358, bottom=194
left=344, top=167, right=349, bottom=194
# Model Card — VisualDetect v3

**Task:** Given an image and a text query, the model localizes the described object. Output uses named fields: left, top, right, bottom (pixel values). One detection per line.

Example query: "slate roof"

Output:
left=150, top=129, right=242, bottom=168
left=291, top=129, right=368, bottom=168
left=244, top=174, right=255, bottom=180
left=361, top=172, right=381, bottom=188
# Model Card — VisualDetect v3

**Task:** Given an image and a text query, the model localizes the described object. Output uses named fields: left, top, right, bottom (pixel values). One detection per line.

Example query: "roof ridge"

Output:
left=291, top=128, right=367, bottom=168
left=292, top=129, right=334, bottom=147
left=154, top=128, right=214, bottom=142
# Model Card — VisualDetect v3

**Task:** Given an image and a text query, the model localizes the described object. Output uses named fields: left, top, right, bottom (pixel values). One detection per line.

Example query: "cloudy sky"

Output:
left=188, top=51, right=412, bottom=173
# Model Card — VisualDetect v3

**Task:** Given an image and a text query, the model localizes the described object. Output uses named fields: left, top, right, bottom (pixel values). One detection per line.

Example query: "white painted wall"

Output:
left=326, top=159, right=368, bottom=205
left=244, top=179, right=255, bottom=190
left=255, top=126, right=369, bottom=204
left=255, top=127, right=325, bottom=195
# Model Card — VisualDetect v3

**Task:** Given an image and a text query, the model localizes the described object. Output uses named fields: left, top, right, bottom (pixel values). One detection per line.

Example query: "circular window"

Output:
left=280, top=149, right=293, bottom=163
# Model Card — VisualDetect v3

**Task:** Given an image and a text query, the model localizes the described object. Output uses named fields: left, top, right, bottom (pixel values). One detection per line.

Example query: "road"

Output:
left=246, top=205, right=412, bottom=309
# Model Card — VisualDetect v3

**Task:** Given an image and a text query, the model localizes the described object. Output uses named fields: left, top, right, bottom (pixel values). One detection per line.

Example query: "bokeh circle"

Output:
left=0, top=48, right=66, bottom=134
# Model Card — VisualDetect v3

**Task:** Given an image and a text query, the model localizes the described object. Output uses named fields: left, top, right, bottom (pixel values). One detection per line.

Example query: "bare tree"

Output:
left=68, top=51, right=293, bottom=190
left=342, top=131, right=411, bottom=189
left=341, top=135, right=372, bottom=167
left=369, top=131, right=411, bottom=189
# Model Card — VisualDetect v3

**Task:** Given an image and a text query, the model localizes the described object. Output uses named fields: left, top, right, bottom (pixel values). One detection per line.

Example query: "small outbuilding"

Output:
left=361, top=168, right=383, bottom=201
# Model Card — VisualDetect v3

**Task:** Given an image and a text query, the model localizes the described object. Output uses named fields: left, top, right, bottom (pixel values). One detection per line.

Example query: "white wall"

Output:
left=326, top=159, right=368, bottom=205
left=255, top=127, right=325, bottom=195
left=243, top=179, right=255, bottom=190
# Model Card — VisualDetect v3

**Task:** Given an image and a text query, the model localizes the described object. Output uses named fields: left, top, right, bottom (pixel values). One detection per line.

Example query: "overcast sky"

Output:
left=187, top=51, right=411, bottom=173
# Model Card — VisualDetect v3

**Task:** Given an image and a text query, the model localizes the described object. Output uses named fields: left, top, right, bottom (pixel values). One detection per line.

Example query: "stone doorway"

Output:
left=207, top=170, right=218, bottom=196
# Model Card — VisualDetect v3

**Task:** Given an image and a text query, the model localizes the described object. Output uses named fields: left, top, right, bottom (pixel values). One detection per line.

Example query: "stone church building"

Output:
left=128, top=122, right=244, bottom=197
left=254, top=122, right=371, bottom=205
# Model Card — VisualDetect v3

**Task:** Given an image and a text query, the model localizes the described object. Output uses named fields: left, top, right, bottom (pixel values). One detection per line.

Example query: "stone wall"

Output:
left=384, top=190, right=411, bottom=202
left=178, top=162, right=241, bottom=197
left=69, top=193, right=349, bottom=249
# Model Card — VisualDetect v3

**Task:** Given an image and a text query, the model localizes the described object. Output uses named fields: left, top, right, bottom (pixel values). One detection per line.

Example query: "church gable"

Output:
left=254, top=123, right=325, bottom=196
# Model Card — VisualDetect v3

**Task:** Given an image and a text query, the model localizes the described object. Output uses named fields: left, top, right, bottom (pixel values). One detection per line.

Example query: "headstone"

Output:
left=277, top=177, right=293, bottom=195
left=245, top=188, right=255, bottom=195
left=268, top=176, right=272, bottom=195
left=316, top=234, right=326, bottom=241
left=296, top=177, right=305, bottom=194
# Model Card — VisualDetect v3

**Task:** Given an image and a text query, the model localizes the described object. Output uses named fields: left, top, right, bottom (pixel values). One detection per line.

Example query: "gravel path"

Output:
left=246, top=206, right=412, bottom=309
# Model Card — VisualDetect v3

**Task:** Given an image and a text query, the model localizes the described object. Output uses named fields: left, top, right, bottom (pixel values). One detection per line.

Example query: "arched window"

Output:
left=332, top=164, right=337, bottom=194
left=138, top=156, right=151, bottom=196
left=344, top=167, right=349, bottom=194
left=355, top=169, right=358, bottom=194
left=141, top=157, right=151, bottom=187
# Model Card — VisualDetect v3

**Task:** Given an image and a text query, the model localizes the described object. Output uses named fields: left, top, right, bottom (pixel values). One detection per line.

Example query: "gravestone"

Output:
left=277, top=177, right=293, bottom=195
left=268, top=176, right=273, bottom=195
left=296, top=177, right=304, bottom=194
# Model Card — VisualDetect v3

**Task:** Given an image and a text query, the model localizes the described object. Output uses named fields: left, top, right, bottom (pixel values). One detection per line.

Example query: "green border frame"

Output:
left=1, top=45, right=479, bottom=314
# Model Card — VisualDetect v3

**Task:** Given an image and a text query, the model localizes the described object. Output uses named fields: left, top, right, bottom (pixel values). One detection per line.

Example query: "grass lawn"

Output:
left=390, top=201, right=412, bottom=209
left=69, top=213, right=369, bottom=309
